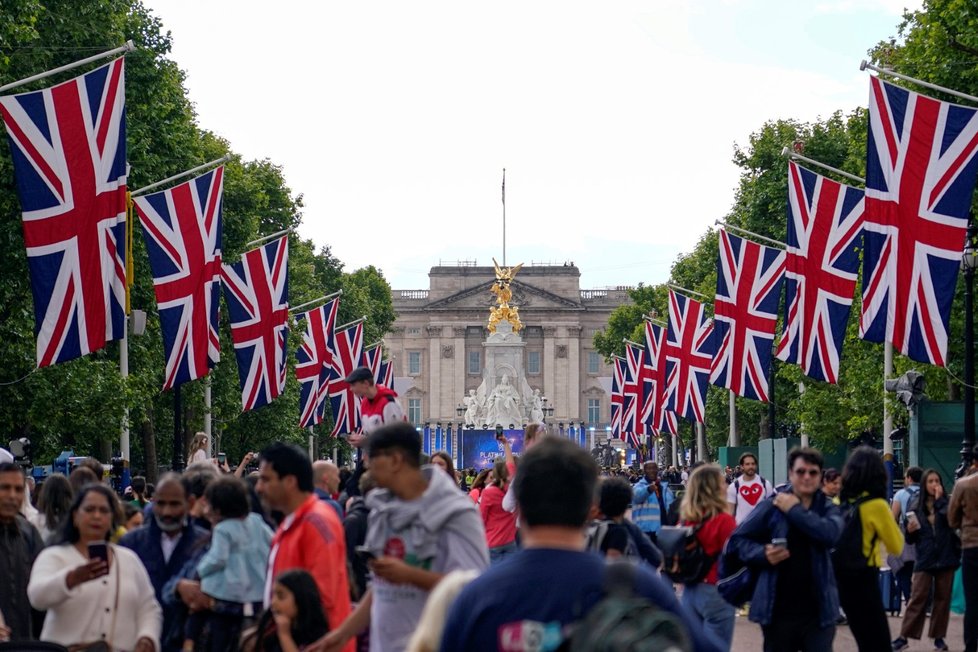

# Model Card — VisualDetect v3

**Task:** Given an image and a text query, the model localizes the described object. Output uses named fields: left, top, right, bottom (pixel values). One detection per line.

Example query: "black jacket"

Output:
left=906, top=494, right=961, bottom=572
left=0, top=515, right=44, bottom=641
left=343, top=496, right=370, bottom=600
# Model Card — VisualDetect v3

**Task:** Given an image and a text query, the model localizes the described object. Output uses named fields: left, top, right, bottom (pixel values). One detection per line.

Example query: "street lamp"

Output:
left=958, top=218, right=978, bottom=478
left=456, top=404, right=465, bottom=419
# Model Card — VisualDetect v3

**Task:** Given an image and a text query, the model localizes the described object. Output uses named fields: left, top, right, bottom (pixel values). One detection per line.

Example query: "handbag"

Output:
left=68, top=550, right=120, bottom=652
left=716, top=540, right=757, bottom=607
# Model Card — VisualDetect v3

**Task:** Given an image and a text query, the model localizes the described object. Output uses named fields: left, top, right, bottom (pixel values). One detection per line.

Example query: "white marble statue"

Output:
left=486, top=374, right=522, bottom=427
left=463, top=389, right=483, bottom=426
left=529, top=389, right=544, bottom=423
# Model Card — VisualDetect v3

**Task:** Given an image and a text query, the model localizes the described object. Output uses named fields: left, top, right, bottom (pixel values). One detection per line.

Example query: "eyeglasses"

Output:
left=792, top=468, right=821, bottom=477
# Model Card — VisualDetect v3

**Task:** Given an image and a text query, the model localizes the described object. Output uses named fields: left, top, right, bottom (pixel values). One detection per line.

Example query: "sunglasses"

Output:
left=792, top=468, right=821, bottom=477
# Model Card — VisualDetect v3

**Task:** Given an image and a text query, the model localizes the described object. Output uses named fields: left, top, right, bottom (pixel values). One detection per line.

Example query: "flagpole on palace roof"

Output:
left=501, top=168, right=506, bottom=266
left=131, top=156, right=230, bottom=197
left=861, top=60, right=978, bottom=105
left=667, top=283, right=713, bottom=303
left=781, top=147, right=865, bottom=185
left=0, top=41, right=135, bottom=94
left=290, top=289, right=342, bottom=314
left=715, top=222, right=787, bottom=249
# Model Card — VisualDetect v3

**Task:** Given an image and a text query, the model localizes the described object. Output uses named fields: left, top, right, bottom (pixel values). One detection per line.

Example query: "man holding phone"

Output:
left=727, top=448, right=844, bottom=652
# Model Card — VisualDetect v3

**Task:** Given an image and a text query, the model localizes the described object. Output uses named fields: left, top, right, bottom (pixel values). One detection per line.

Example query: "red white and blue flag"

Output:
left=643, top=321, right=678, bottom=436
left=379, top=359, right=394, bottom=389
left=327, top=321, right=364, bottom=436
left=776, top=161, right=863, bottom=384
left=861, top=75, right=978, bottom=366
left=222, top=236, right=289, bottom=412
left=610, top=357, right=624, bottom=440
left=295, top=297, right=339, bottom=428
left=134, top=167, right=223, bottom=390
left=711, top=230, right=786, bottom=402
left=362, top=346, right=384, bottom=384
left=0, top=59, right=128, bottom=367
left=664, top=290, right=715, bottom=423
left=622, top=343, right=647, bottom=448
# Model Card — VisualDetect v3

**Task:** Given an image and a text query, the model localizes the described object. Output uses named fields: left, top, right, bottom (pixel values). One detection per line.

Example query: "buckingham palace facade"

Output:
left=385, top=262, right=632, bottom=428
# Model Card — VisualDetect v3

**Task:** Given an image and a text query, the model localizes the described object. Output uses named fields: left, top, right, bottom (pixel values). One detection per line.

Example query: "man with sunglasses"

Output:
left=727, top=447, right=843, bottom=652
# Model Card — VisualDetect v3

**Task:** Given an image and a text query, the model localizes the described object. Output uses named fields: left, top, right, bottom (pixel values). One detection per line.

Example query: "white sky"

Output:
left=143, top=0, right=920, bottom=290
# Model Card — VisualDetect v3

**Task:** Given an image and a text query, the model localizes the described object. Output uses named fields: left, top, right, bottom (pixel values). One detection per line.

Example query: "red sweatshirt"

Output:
left=683, top=512, right=736, bottom=584
left=480, top=484, right=517, bottom=548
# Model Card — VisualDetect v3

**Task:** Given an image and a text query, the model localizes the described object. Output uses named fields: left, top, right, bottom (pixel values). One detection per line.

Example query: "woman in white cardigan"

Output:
left=28, top=483, right=162, bottom=652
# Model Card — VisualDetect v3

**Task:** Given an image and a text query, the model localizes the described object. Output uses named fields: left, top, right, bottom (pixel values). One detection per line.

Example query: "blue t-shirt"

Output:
left=439, top=548, right=722, bottom=652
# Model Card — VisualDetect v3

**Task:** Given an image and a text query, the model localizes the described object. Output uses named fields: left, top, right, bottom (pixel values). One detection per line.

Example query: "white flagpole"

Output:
left=0, top=41, right=135, bottom=94
left=883, top=342, right=894, bottom=456
left=715, top=222, right=787, bottom=249
left=728, top=391, right=739, bottom=447
left=861, top=60, right=978, bottom=106
left=781, top=147, right=865, bottom=185
left=667, top=283, right=713, bottom=303
left=246, top=228, right=292, bottom=248
left=290, top=289, right=343, bottom=314
left=131, top=156, right=230, bottom=197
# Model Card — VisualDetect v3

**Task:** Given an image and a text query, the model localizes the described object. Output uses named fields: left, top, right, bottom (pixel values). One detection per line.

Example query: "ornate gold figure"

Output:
left=488, top=258, right=524, bottom=333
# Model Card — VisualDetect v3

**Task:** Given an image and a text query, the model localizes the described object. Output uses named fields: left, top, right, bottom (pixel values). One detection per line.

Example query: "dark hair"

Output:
left=905, top=466, right=924, bottom=484
left=248, top=569, right=328, bottom=650
left=68, top=466, right=99, bottom=493
left=0, top=462, right=24, bottom=476
left=599, top=477, right=633, bottom=519
left=205, top=476, right=250, bottom=520
left=822, top=468, right=841, bottom=483
left=37, top=474, right=73, bottom=533
left=182, top=464, right=219, bottom=499
left=490, top=458, right=509, bottom=488
left=431, top=451, right=456, bottom=479
left=123, top=502, right=142, bottom=523
left=738, top=452, right=758, bottom=466
left=840, top=446, right=887, bottom=501
left=514, top=437, right=598, bottom=527
left=55, top=483, right=119, bottom=544
left=919, top=469, right=946, bottom=515
left=77, top=457, right=104, bottom=480
left=260, top=443, right=314, bottom=493
left=787, top=447, right=824, bottom=473
left=470, top=469, right=490, bottom=492
left=365, top=422, right=422, bottom=468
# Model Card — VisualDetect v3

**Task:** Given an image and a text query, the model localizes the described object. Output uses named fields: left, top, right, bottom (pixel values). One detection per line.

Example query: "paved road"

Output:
left=731, top=612, right=966, bottom=651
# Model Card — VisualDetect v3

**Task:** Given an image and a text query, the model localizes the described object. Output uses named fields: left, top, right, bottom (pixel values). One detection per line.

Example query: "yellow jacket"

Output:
left=856, top=496, right=904, bottom=566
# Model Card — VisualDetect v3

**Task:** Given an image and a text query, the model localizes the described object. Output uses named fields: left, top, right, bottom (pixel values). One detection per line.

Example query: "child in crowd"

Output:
left=183, top=476, right=273, bottom=652
left=241, top=569, right=329, bottom=652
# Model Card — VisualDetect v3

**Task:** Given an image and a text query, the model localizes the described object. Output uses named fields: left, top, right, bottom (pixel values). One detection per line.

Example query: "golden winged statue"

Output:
left=488, top=258, right=524, bottom=333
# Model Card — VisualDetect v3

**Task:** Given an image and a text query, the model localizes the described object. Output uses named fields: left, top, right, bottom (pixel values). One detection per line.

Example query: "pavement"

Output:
left=731, top=613, right=966, bottom=651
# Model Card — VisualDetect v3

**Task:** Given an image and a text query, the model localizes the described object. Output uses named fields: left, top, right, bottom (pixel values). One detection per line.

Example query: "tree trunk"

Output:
left=141, top=413, right=158, bottom=484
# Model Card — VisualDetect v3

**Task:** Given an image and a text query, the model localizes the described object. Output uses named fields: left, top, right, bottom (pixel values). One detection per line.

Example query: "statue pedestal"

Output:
left=477, top=322, right=535, bottom=427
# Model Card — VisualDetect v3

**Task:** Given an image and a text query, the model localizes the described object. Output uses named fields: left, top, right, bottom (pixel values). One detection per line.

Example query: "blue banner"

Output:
left=459, top=429, right=525, bottom=471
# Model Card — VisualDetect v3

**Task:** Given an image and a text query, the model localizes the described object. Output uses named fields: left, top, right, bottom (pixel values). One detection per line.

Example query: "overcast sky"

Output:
left=143, top=0, right=919, bottom=291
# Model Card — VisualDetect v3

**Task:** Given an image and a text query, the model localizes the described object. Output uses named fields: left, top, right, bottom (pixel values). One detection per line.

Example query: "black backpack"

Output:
left=832, top=496, right=875, bottom=571
left=657, top=523, right=715, bottom=585
left=586, top=520, right=640, bottom=560
left=561, top=561, right=692, bottom=652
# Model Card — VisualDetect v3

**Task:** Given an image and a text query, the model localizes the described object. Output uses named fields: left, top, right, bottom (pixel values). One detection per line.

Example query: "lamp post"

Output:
left=958, top=218, right=977, bottom=478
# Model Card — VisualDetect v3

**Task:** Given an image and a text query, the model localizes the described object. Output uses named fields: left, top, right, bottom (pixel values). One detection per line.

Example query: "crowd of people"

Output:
left=2, top=370, right=978, bottom=652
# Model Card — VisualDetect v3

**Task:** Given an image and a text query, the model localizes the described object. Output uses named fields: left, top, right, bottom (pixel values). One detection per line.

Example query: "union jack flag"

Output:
left=295, top=298, right=339, bottom=428
left=643, top=321, right=678, bottom=436
left=622, top=343, right=647, bottom=448
left=861, top=75, right=978, bottom=366
left=222, top=236, right=289, bottom=412
left=610, top=357, right=624, bottom=440
left=327, top=322, right=364, bottom=436
left=711, top=230, right=786, bottom=402
left=776, top=161, right=863, bottom=384
left=134, top=167, right=224, bottom=390
left=378, top=359, right=394, bottom=388
left=664, top=290, right=715, bottom=423
left=0, top=59, right=127, bottom=367
left=362, top=346, right=384, bottom=383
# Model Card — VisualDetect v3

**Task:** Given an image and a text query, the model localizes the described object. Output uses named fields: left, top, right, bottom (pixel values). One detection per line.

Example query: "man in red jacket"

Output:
left=257, top=443, right=354, bottom=652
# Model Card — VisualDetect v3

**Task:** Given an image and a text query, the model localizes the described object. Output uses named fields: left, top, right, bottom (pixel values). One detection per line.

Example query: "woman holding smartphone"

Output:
left=27, top=483, right=162, bottom=651
left=891, top=469, right=960, bottom=651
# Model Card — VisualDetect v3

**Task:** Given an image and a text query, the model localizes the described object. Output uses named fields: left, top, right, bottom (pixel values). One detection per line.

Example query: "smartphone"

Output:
left=906, top=511, right=919, bottom=527
left=495, top=425, right=506, bottom=441
left=217, top=452, right=227, bottom=465
left=355, top=545, right=376, bottom=561
left=88, top=541, right=109, bottom=565
left=770, top=537, right=788, bottom=548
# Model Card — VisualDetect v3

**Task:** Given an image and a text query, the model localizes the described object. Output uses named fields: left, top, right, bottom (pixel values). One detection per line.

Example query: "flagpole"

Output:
left=335, top=316, right=368, bottom=331
left=130, top=156, right=230, bottom=197
left=364, top=341, right=383, bottom=351
left=667, top=283, right=713, bottom=303
left=644, top=316, right=668, bottom=328
left=0, top=41, right=135, bottom=94
left=501, top=168, right=506, bottom=266
left=289, top=289, right=343, bottom=314
left=883, top=342, right=894, bottom=456
left=622, top=338, right=643, bottom=348
left=729, top=391, right=739, bottom=447
left=715, top=222, right=787, bottom=249
left=781, top=147, right=865, bottom=185
left=861, top=60, right=978, bottom=106
left=246, top=228, right=293, bottom=248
